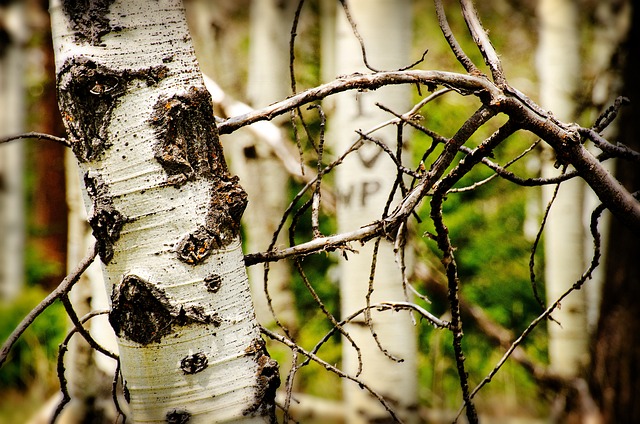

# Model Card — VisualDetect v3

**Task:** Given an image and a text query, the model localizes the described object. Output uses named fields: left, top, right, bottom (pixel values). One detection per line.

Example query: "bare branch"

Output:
left=0, top=131, right=69, bottom=147
left=433, top=0, right=480, bottom=74
left=0, top=243, right=98, bottom=368
left=579, top=127, right=640, bottom=162
left=52, top=309, right=115, bottom=424
left=262, top=327, right=404, bottom=423
left=217, top=70, right=493, bottom=135
left=459, top=0, right=506, bottom=85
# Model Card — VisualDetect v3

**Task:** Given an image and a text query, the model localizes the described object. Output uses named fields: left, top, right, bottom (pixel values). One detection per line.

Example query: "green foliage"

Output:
left=24, top=244, right=64, bottom=287
left=0, top=287, right=67, bottom=389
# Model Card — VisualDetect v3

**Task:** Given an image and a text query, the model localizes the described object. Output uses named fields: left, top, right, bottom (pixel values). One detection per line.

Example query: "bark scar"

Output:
left=84, top=171, right=129, bottom=263
left=57, top=57, right=167, bottom=162
left=109, top=274, right=220, bottom=345
left=243, top=338, right=280, bottom=419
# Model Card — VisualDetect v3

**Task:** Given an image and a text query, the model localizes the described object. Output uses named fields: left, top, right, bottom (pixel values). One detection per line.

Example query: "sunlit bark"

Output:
left=50, top=0, right=277, bottom=421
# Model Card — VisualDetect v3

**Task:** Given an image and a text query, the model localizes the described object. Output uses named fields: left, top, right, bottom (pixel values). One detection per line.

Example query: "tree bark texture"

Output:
left=590, top=2, right=640, bottom=421
left=50, top=1, right=278, bottom=422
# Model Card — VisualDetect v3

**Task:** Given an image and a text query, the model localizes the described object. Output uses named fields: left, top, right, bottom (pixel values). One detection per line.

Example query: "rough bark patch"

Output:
left=62, top=0, right=118, bottom=45
left=150, top=87, right=226, bottom=186
left=57, top=57, right=167, bottom=161
left=150, top=86, right=249, bottom=257
left=109, top=274, right=221, bottom=345
left=243, top=338, right=280, bottom=420
left=84, top=172, right=128, bottom=263
left=175, top=177, right=248, bottom=264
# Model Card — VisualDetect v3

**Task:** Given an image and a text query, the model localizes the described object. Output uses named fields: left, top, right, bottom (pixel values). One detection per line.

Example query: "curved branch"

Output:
left=261, top=327, right=403, bottom=423
left=579, top=127, right=640, bottom=162
left=217, top=70, right=493, bottom=134
left=0, top=131, right=69, bottom=147
left=0, top=243, right=98, bottom=368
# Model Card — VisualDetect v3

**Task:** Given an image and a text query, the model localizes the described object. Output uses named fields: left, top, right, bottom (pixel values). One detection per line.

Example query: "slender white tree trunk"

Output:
left=0, top=1, right=27, bottom=302
left=50, top=1, right=278, bottom=422
left=241, top=0, right=297, bottom=330
left=329, top=1, right=418, bottom=422
left=537, top=0, right=589, bottom=377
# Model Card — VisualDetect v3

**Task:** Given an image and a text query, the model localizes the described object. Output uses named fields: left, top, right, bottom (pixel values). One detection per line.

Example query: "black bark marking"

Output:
left=109, top=274, right=218, bottom=345
left=175, top=177, right=248, bottom=263
left=150, top=87, right=248, bottom=259
left=205, top=175, right=248, bottom=247
left=180, top=352, right=208, bottom=375
left=123, top=381, right=130, bottom=403
left=243, top=338, right=280, bottom=419
left=204, top=274, right=222, bottom=293
left=176, top=226, right=213, bottom=265
left=61, top=0, right=117, bottom=45
left=84, top=172, right=128, bottom=263
left=165, top=410, right=191, bottom=424
left=57, top=57, right=167, bottom=161
left=150, top=87, right=226, bottom=186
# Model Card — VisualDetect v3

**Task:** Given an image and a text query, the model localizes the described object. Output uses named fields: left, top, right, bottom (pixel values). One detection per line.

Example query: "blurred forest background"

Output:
left=0, top=0, right=636, bottom=422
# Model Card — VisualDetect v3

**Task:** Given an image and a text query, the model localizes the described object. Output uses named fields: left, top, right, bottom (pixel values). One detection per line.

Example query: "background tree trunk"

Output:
left=590, top=2, right=640, bottom=421
left=328, top=1, right=418, bottom=422
left=536, top=0, right=589, bottom=378
left=239, top=0, right=297, bottom=331
left=31, top=0, right=69, bottom=293
left=50, top=0, right=277, bottom=421
left=0, top=0, right=27, bottom=302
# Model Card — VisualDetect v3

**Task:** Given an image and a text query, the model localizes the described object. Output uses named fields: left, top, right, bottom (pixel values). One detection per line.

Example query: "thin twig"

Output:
left=528, top=170, right=565, bottom=308
left=0, top=131, right=69, bottom=147
left=579, top=127, right=640, bottom=162
left=433, top=0, right=480, bottom=74
left=60, top=295, right=118, bottom=360
left=430, top=192, right=478, bottom=424
left=308, top=104, right=326, bottom=238
left=51, top=309, right=115, bottom=424
left=459, top=0, right=506, bottom=85
left=262, top=327, right=404, bottom=424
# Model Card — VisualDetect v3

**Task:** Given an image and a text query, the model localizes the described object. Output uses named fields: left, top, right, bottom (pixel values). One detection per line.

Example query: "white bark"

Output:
left=0, top=1, right=27, bottom=302
left=329, top=1, right=418, bottom=422
left=536, top=0, right=588, bottom=377
left=50, top=1, right=276, bottom=422
left=239, top=0, right=297, bottom=330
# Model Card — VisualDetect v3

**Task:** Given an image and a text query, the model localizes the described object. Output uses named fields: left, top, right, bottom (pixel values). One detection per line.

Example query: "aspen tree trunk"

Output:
left=536, top=0, right=589, bottom=378
left=0, top=0, right=26, bottom=302
left=50, top=1, right=278, bottom=422
left=329, top=1, right=418, bottom=422
left=240, top=0, right=297, bottom=330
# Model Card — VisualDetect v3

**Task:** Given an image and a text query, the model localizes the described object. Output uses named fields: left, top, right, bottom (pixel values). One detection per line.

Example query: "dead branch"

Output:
left=0, top=243, right=98, bottom=368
